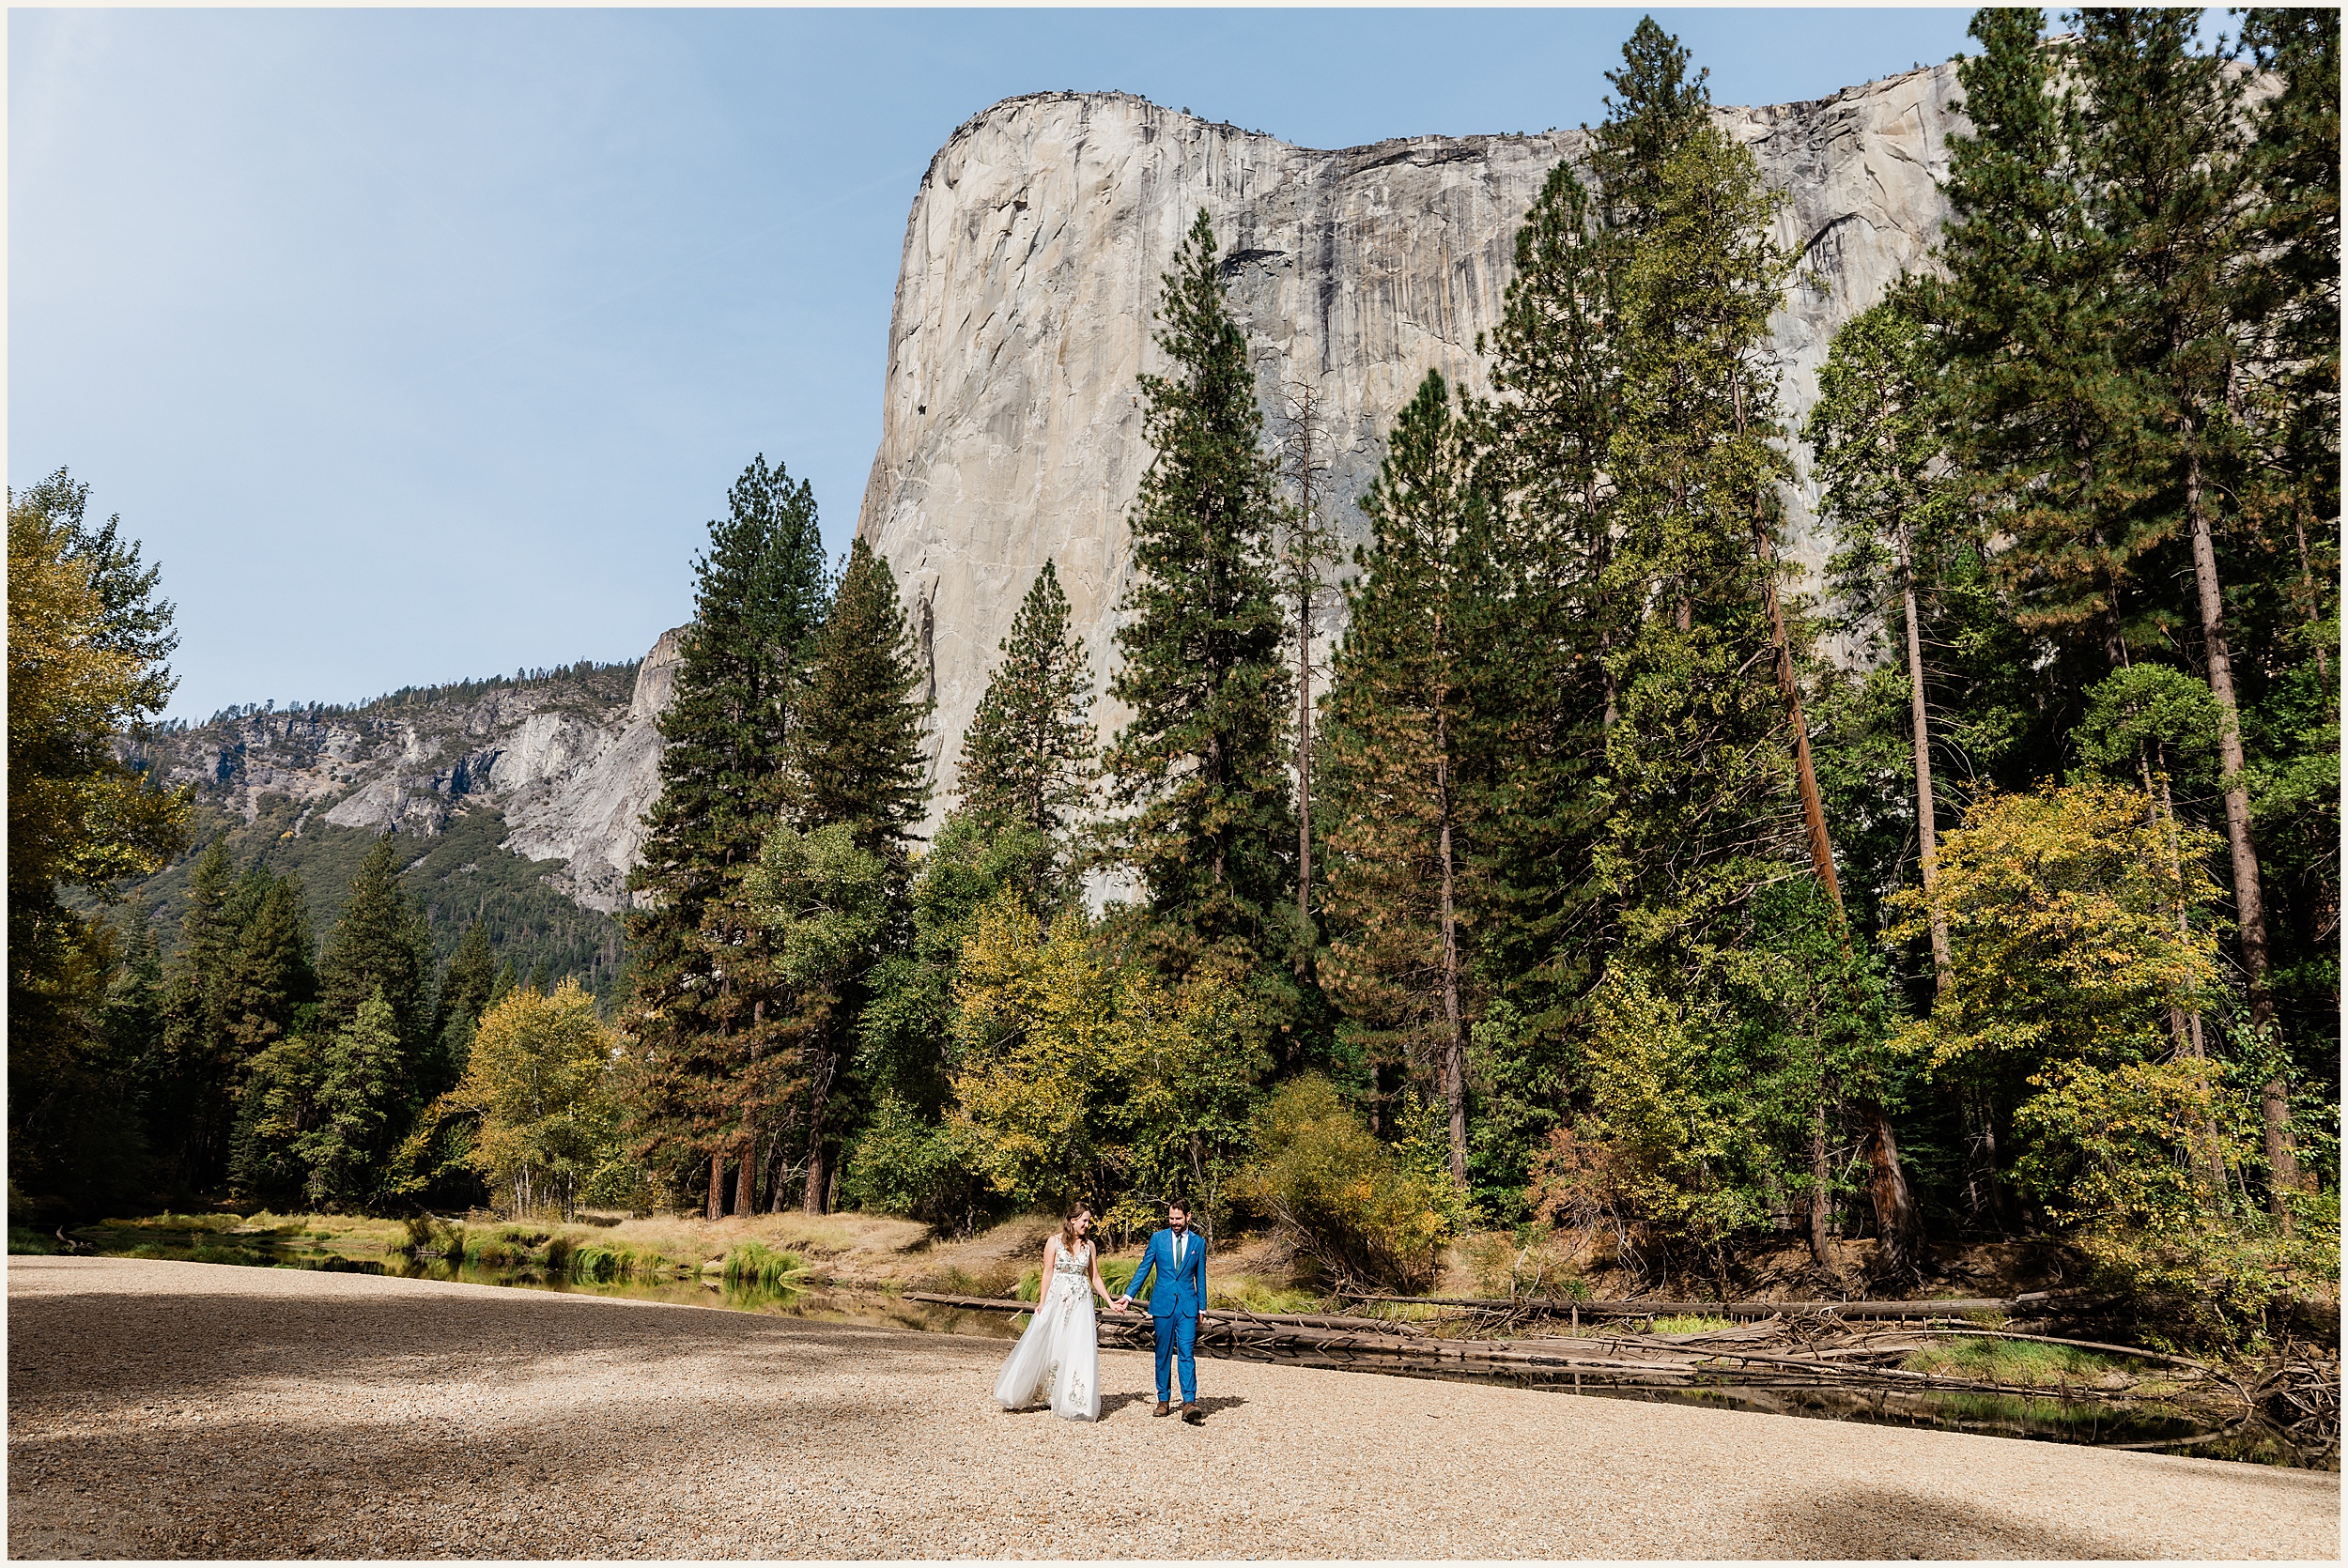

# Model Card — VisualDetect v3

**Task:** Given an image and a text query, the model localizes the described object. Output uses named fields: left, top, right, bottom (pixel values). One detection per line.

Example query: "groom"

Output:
left=1117, top=1199, right=1205, bottom=1423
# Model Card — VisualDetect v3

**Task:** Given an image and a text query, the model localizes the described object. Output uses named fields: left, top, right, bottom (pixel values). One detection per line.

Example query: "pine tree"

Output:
left=434, top=918, right=498, bottom=1074
left=1472, top=153, right=1626, bottom=1068
left=1318, top=372, right=1495, bottom=1185
left=777, top=536, right=930, bottom=1210
left=622, top=453, right=828, bottom=1214
left=2237, top=8, right=2340, bottom=638
left=1929, top=9, right=2160, bottom=674
left=2062, top=7, right=2340, bottom=1221
left=790, top=537, right=932, bottom=853
left=956, top=559, right=1095, bottom=860
left=302, top=990, right=404, bottom=1209
left=1101, top=208, right=1298, bottom=990
left=1271, top=380, right=1345, bottom=942
left=1806, top=293, right=1958, bottom=978
left=219, top=871, right=315, bottom=1054
left=1599, top=118, right=1800, bottom=964
left=2233, top=8, right=2341, bottom=1155
left=155, top=839, right=244, bottom=1190
left=317, top=835, right=432, bottom=1052
left=1587, top=17, right=1714, bottom=236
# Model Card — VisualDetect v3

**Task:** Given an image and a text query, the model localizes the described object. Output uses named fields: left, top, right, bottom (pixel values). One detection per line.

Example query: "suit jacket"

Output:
left=1124, top=1226, right=1205, bottom=1320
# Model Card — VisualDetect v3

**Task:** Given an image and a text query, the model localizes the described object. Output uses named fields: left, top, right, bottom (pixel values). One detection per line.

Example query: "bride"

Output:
left=993, top=1204, right=1123, bottom=1422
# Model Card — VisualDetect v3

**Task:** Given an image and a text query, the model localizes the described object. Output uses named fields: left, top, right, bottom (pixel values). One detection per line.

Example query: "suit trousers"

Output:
left=1151, top=1312, right=1197, bottom=1402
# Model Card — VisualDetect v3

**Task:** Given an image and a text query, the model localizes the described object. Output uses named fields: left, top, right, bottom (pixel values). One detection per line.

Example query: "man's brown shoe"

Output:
left=1182, top=1402, right=1203, bottom=1424
left=1153, top=1400, right=1171, bottom=1418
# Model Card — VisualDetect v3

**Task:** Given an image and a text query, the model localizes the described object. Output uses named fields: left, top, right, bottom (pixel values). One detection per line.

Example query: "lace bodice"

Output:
left=1051, top=1241, right=1092, bottom=1276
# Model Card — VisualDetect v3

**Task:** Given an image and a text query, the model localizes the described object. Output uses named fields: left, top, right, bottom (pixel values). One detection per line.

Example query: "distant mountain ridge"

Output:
left=136, top=628, right=683, bottom=917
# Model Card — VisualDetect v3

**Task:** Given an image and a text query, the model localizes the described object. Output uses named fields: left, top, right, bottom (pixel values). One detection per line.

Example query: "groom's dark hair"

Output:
left=1166, top=1199, right=1190, bottom=1216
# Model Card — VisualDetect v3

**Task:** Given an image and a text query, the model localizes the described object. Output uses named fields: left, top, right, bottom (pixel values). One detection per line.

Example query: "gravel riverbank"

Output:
left=8, top=1256, right=2338, bottom=1560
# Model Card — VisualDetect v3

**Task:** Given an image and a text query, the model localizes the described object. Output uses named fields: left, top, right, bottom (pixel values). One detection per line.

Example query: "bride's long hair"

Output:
left=1058, top=1204, right=1093, bottom=1257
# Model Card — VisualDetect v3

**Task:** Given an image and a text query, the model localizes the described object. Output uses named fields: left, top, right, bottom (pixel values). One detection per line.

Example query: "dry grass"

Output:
left=94, top=1204, right=1331, bottom=1307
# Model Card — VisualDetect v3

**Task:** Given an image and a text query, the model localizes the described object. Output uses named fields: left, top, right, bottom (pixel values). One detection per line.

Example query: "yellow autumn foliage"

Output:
left=948, top=891, right=1264, bottom=1222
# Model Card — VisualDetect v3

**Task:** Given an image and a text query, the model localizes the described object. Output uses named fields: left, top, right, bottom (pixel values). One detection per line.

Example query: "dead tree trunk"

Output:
left=2185, top=436, right=2295, bottom=1226
left=1276, top=379, right=1339, bottom=969
left=1864, top=1108, right=1921, bottom=1280
left=1807, top=1100, right=1835, bottom=1270
left=1893, top=520, right=1949, bottom=980
left=1435, top=704, right=1468, bottom=1187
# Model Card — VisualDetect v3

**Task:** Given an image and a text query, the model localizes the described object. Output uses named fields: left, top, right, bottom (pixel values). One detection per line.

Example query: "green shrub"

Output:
left=1100, top=1256, right=1146, bottom=1304
left=1901, top=1336, right=2134, bottom=1386
left=839, top=1095, right=966, bottom=1219
left=569, top=1242, right=653, bottom=1282
left=2071, top=1211, right=2340, bottom=1351
left=1207, top=1278, right=1320, bottom=1314
left=1231, top=1075, right=1467, bottom=1292
left=721, top=1242, right=809, bottom=1290
left=8, top=1227, right=59, bottom=1255
left=188, top=1243, right=265, bottom=1267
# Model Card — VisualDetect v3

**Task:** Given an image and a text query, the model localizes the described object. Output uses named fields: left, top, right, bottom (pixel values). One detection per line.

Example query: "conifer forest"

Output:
left=10, top=9, right=2339, bottom=1348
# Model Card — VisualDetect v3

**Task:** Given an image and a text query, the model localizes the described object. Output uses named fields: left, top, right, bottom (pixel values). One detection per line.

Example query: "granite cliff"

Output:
left=129, top=62, right=1970, bottom=935
left=858, top=69, right=1968, bottom=829
left=135, top=628, right=682, bottom=919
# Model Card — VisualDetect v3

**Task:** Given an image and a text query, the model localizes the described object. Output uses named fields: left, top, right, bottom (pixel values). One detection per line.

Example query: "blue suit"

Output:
left=1123, top=1226, right=1206, bottom=1403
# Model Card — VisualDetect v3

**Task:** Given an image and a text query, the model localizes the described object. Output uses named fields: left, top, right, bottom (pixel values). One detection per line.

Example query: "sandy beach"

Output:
left=7, top=1255, right=2337, bottom=1560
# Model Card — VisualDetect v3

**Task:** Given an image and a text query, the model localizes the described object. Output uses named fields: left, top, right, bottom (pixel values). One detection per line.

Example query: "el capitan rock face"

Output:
left=136, top=64, right=1972, bottom=922
left=858, top=70, right=1967, bottom=830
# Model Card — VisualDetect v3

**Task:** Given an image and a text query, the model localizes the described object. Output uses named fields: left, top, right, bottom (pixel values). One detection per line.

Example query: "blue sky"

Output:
left=12, top=7, right=1993, bottom=723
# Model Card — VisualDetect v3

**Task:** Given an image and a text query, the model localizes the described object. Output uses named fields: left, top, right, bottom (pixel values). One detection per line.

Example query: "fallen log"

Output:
left=1336, top=1289, right=2087, bottom=1319
left=901, top=1293, right=1419, bottom=1336
left=904, top=1289, right=2237, bottom=1414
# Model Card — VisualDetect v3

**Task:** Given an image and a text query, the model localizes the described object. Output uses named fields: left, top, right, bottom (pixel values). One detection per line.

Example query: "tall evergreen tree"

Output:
left=956, top=559, right=1096, bottom=858
left=435, top=919, right=498, bottom=1065
left=220, top=871, right=315, bottom=1055
left=1598, top=119, right=1800, bottom=966
left=2237, top=7, right=2340, bottom=561
left=1929, top=9, right=2160, bottom=677
left=621, top=454, right=829, bottom=1213
left=1806, top=292, right=1960, bottom=978
left=317, top=834, right=433, bottom=1052
left=790, top=537, right=932, bottom=854
left=1101, top=209, right=1299, bottom=993
left=777, top=536, right=930, bottom=1210
left=1319, top=372, right=1496, bottom=1184
left=1587, top=16, right=1714, bottom=236
left=1473, top=154, right=1623, bottom=1058
left=2232, top=8, right=2340, bottom=1124
left=958, top=561, right=1094, bottom=911
left=155, top=839, right=244, bottom=1191
left=1271, top=379, right=1346, bottom=942
left=302, top=991, right=405, bottom=1209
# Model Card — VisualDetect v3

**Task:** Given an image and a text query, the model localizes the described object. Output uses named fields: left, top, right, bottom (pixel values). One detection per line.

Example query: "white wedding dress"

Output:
left=992, top=1240, right=1101, bottom=1422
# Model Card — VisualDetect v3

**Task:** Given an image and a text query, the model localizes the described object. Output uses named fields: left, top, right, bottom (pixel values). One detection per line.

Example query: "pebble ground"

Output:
left=8, top=1256, right=2338, bottom=1560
